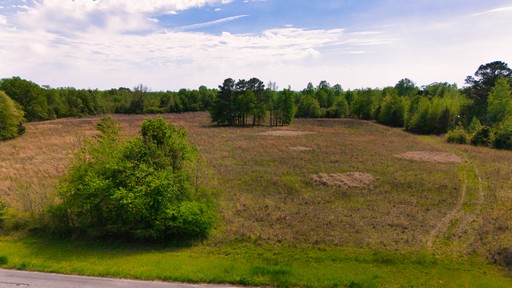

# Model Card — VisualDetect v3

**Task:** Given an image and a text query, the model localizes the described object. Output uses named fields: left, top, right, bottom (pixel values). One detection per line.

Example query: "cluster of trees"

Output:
left=0, top=77, right=218, bottom=121
left=447, top=61, right=512, bottom=149
left=210, top=78, right=295, bottom=126
left=48, top=117, right=215, bottom=241
left=0, top=77, right=217, bottom=140
left=257, top=78, right=464, bottom=135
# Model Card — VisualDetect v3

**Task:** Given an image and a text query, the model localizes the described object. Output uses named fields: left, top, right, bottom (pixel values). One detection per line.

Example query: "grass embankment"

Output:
left=1, top=112, right=512, bottom=287
left=0, top=237, right=511, bottom=287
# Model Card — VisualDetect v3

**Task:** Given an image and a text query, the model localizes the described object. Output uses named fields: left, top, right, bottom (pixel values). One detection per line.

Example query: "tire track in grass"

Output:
left=427, top=160, right=485, bottom=251
left=427, top=167, right=467, bottom=249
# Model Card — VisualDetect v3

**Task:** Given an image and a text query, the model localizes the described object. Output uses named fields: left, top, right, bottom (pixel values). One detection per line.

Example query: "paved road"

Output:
left=0, top=269, right=240, bottom=288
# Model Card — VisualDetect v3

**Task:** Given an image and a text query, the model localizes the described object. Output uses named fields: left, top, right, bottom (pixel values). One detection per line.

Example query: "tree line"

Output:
left=1, top=61, right=511, bottom=149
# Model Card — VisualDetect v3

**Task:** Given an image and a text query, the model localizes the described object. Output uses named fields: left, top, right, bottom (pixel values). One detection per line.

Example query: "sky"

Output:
left=0, top=0, right=511, bottom=91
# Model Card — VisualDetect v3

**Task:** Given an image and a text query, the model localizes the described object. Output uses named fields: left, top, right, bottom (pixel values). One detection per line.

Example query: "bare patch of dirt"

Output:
left=311, top=172, right=375, bottom=188
left=396, top=151, right=462, bottom=163
left=259, top=130, right=315, bottom=137
left=290, top=146, right=313, bottom=151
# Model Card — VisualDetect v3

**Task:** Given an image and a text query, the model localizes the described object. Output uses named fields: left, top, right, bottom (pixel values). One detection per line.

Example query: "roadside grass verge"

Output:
left=1, top=236, right=511, bottom=287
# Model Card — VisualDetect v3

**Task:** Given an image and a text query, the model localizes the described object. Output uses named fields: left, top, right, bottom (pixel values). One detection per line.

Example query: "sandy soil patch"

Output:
left=259, top=130, right=315, bottom=137
left=395, top=151, right=462, bottom=163
left=290, top=146, right=313, bottom=151
left=311, top=172, right=375, bottom=188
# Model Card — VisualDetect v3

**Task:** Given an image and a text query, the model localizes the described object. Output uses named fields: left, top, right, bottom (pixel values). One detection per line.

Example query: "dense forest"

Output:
left=1, top=61, right=511, bottom=149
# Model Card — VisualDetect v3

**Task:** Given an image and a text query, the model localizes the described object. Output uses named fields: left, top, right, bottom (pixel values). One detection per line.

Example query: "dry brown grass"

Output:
left=395, top=151, right=463, bottom=163
left=1, top=113, right=511, bottom=255
left=289, top=146, right=313, bottom=151
left=259, top=130, right=315, bottom=136
left=311, top=172, right=375, bottom=188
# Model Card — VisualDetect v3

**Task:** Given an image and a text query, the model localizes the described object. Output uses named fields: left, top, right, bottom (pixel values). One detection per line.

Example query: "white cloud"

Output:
left=472, top=6, right=512, bottom=15
left=0, top=1, right=511, bottom=91
left=6, top=0, right=234, bottom=34
left=175, top=15, right=249, bottom=31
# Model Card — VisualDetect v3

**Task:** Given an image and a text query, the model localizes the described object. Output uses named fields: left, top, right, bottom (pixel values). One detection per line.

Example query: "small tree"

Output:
left=378, top=90, right=406, bottom=127
left=50, top=117, right=214, bottom=241
left=487, top=77, right=512, bottom=125
left=297, top=96, right=321, bottom=118
left=0, top=91, right=25, bottom=140
left=493, top=120, right=512, bottom=150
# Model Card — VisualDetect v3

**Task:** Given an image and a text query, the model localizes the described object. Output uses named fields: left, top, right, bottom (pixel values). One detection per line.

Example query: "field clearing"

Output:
left=1, top=112, right=512, bottom=286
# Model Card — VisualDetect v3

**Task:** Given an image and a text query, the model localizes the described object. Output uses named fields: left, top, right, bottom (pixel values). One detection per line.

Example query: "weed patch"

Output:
left=311, top=172, right=375, bottom=188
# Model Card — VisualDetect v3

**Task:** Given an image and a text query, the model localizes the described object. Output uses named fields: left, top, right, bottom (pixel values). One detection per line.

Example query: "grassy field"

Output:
left=1, top=112, right=512, bottom=287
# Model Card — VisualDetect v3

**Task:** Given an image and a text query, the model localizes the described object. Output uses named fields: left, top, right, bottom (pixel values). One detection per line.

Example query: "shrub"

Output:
left=446, top=125, right=469, bottom=144
left=467, top=116, right=482, bottom=134
left=470, top=126, right=493, bottom=147
left=49, top=117, right=215, bottom=241
left=493, top=121, right=512, bottom=150
left=0, top=198, right=6, bottom=229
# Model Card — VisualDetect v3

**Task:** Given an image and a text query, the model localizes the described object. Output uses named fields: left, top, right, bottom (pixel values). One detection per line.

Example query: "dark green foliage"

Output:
left=210, top=78, right=294, bottom=126
left=0, top=198, right=6, bottom=229
left=273, top=89, right=296, bottom=125
left=406, top=97, right=432, bottom=134
left=493, top=121, right=512, bottom=150
left=325, top=95, right=349, bottom=118
left=0, top=91, right=25, bottom=140
left=471, top=126, right=494, bottom=146
left=377, top=90, right=406, bottom=127
left=296, top=96, right=321, bottom=118
left=0, top=77, right=48, bottom=121
left=49, top=117, right=214, bottom=241
left=395, top=78, right=418, bottom=97
left=465, top=61, right=512, bottom=104
left=0, top=256, right=8, bottom=265
left=210, top=78, right=236, bottom=125
left=464, top=61, right=512, bottom=120
left=350, top=89, right=380, bottom=120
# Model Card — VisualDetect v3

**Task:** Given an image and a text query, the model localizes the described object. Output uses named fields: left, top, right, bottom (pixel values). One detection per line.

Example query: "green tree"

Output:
left=395, top=78, right=418, bottom=97
left=350, top=89, right=380, bottom=120
left=210, top=78, right=236, bottom=126
left=129, top=84, right=148, bottom=114
left=278, top=89, right=296, bottom=125
left=0, top=91, right=25, bottom=140
left=50, top=117, right=214, bottom=241
left=297, top=95, right=321, bottom=118
left=0, top=77, right=48, bottom=121
left=378, top=90, right=406, bottom=127
left=464, top=61, right=512, bottom=119
left=493, top=119, right=512, bottom=150
left=487, top=77, right=512, bottom=125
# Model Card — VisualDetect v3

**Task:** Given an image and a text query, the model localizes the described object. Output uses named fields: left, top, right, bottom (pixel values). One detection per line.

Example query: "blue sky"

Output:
left=0, top=0, right=511, bottom=91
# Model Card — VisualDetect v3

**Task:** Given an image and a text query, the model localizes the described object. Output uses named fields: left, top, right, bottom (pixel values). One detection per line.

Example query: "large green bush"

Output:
left=49, top=117, right=215, bottom=241
left=446, top=125, right=469, bottom=144
left=0, top=91, right=25, bottom=140
left=493, top=120, right=512, bottom=150
left=470, top=126, right=494, bottom=147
